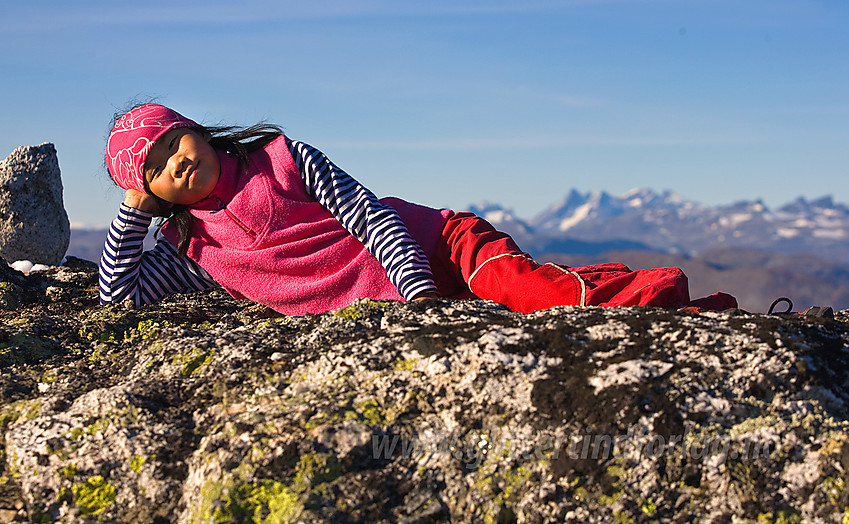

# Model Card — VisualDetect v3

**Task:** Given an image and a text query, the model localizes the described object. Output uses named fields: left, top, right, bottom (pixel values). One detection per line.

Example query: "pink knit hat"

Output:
left=106, top=104, right=199, bottom=192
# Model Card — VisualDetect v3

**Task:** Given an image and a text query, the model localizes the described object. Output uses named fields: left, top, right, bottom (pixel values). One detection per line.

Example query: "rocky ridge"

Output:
left=1, top=259, right=849, bottom=522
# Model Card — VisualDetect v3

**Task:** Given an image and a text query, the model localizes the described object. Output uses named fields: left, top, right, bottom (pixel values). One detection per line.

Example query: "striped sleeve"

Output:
left=286, top=139, right=438, bottom=300
left=99, top=204, right=218, bottom=306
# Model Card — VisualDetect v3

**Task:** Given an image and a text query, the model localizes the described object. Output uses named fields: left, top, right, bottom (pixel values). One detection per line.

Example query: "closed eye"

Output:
left=145, top=166, right=161, bottom=185
left=146, top=133, right=176, bottom=180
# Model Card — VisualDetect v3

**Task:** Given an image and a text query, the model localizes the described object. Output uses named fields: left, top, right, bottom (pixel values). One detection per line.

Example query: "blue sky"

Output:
left=1, top=0, right=847, bottom=227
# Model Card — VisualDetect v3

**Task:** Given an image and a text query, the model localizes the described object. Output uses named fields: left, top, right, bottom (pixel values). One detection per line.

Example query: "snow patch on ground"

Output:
left=8, top=260, right=50, bottom=274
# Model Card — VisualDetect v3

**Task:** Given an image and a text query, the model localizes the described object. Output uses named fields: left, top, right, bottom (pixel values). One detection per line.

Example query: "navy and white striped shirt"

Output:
left=99, top=139, right=437, bottom=308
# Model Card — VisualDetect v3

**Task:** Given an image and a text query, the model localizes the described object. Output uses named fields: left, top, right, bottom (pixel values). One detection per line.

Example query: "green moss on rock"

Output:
left=130, top=455, right=146, bottom=474
left=194, top=478, right=301, bottom=524
left=61, top=464, right=77, bottom=480
left=0, top=332, right=57, bottom=366
left=756, top=507, right=803, bottom=524
left=355, top=398, right=385, bottom=426
left=476, top=462, right=535, bottom=524
left=125, top=319, right=165, bottom=343
left=71, top=475, right=117, bottom=515
left=173, top=348, right=214, bottom=376
left=332, top=299, right=391, bottom=321
left=192, top=454, right=341, bottom=524
left=304, top=412, right=342, bottom=431
left=392, top=358, right=418, bottom=372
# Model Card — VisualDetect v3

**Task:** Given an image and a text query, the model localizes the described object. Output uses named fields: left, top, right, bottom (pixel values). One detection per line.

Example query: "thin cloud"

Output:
left=0, top=0, right=647, bottom=33
left=324, top=134, right=748, bottom=151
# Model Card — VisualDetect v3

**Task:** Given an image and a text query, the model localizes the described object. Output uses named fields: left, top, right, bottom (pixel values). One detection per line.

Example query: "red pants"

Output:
left=429, top=212, right=737, bottom=314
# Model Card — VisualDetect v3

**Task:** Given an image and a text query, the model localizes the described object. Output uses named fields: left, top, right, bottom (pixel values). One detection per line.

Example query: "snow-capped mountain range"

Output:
left=469, top=189, right=849, bottom=263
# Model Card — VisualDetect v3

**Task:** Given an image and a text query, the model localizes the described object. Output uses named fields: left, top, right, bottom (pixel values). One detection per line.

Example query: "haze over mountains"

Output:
left=470, top=189, right=849, bottom=263
left=68, top=189, right=849, bottom=312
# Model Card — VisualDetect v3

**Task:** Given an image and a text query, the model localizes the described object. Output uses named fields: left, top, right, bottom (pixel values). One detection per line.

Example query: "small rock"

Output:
left=45, top=285, right=64, bottom=301
left=0, top=143, right=70, bottom=265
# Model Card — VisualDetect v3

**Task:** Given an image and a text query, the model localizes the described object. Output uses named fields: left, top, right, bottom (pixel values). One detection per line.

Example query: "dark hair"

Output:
left=164, top=123, right=284, bottom=255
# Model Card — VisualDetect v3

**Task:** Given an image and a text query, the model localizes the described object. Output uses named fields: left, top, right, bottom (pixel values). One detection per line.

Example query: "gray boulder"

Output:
left=0, top=264, right=848, bottom=522
left=0, top=143, right=70, bottom=265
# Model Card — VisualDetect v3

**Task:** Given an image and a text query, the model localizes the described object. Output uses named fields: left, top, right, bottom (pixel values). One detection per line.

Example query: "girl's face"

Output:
left=143, top=128, right=220, bottom=205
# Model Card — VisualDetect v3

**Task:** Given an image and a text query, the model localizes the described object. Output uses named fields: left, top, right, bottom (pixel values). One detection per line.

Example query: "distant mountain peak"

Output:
left=467, top=189, right=849, bottom=265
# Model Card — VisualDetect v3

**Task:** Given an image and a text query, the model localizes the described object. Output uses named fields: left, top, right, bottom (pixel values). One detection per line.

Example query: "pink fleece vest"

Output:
left=161, top=136, right=451, bottom=315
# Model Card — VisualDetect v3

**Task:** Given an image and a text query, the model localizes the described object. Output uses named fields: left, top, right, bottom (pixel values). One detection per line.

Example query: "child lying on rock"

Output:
left=99, top=103, right=737, bottom=315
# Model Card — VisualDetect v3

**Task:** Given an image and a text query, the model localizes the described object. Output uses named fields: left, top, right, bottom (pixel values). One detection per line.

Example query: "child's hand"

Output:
left=123, top=189, right=172, bottom=216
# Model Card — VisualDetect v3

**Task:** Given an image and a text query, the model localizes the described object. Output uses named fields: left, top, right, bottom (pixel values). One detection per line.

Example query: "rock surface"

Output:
left=0, top=143, right=70, bottom=265
left=1, top=259, right=849, bottom=523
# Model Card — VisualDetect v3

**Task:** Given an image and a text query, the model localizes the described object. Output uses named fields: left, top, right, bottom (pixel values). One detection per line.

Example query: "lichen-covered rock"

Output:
left=0, top=143, right=70, bottom=265
left=1, top=262, right=848, bottom=522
